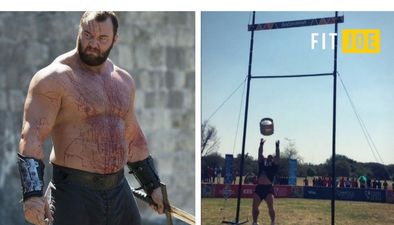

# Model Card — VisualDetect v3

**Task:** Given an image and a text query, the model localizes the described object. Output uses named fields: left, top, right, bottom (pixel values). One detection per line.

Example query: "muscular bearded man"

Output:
left=18, top=11, right=163, bottom=225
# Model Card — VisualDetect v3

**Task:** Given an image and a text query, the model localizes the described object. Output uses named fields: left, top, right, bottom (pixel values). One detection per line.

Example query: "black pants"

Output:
left=51, top=164, right=141, bottom=225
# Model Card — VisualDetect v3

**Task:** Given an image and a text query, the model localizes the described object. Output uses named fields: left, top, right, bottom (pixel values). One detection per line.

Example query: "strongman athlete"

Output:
left=252, top=139, right=280, bottom=225
left=17, top=12, right=163, bottom=225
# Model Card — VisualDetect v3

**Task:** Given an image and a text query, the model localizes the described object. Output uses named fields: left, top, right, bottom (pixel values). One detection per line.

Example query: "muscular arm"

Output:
left=274, top=140, right=280, bottom=164
left=124, top=76, right=149, bottom=163
left=123, top=73, right=164, bottom=214
left=258, top=138, right=265, bottom=162
left=20, top=69, right=62, bottom=159
left=19, top=67, right=62, bottom=225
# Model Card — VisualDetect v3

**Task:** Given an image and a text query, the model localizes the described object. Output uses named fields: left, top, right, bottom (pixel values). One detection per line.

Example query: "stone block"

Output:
left=134, top=89, right=145, bottom=110
left=143, top=70, right=166, bottom=91
left=170, top=109, right=195, bottom=130
left=163, top=12, right=192, bottom=27
left=184, top=47, right=195, bottom=71
left=138, top=109, right=172, bottom=133
left=151, top=25, right=177, bottom=47
left=132, top=26, right=152, bottom=44
left=144, top=91, right=156, bottom=109
left=115, top=44, right=134, bottom=71
left=134, top=69, right=151, bottom=90
left=134, top=42, right=153, bottom=70
left=185, top=71, right=195, bottom=90
left=25, top=42, right=49, bottom=67
left=19, top=69, right=35, bottom=93
left=0, top=91, right=6, bottom=110
left=0, top=40, right=17, bottom=65
left=176, top=26, right=195, bottom=47
left=8, top=89, right=24, bottom=112
left=166, top=47, right=195, bottom=72
left=146, top=128, right=180, bottom=155
left=165, top=70, right=186, bottom=90
left=167, top=90, right=184, bottom=109
left=130, top=68, right=143, bottom=89
left=122, top=12, right=166, bottom=28
left=133, top=43, right=167, bottom=71
left=165, top=70, right=176, bottom=90
left=5, top=66, right=19, bottom=89
left=166, top=47, right=185, bottom=71
left=0, top=71, right=5, bottom=89
left=183, top=91, right=194, bottom=111
left=155, top=70, right=167, bottom=90
left=149, top=46, right=166, bottom=71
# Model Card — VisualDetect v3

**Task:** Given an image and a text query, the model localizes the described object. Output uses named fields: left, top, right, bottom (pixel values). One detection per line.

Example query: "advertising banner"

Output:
left=288, top=159, right=297, bottom=185
left=224, top=154, right=234, bottom=184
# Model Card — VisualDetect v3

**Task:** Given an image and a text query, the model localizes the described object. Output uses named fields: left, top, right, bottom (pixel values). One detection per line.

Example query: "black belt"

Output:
left=52, top=164, right=125, bottom=191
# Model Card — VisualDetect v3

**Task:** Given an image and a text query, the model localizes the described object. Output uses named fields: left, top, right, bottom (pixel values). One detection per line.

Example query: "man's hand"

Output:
left=260, top=138, right=266, bottom=145
left=150, top=187, right=164, bottom=214
left=23, top=196, right=52, bottom=225
left=275, top=140, right=280, bottom=149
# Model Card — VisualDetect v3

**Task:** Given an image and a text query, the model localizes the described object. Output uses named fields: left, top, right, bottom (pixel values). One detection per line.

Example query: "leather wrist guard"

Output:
left=17, top=153, right=45, bottom=201
left=127, top=155, right=160, bottom=195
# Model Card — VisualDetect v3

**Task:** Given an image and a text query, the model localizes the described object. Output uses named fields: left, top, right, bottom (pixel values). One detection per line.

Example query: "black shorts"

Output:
left=50, top=164, right=141, bottom=225
left=254, top=184, right=274, bottom=200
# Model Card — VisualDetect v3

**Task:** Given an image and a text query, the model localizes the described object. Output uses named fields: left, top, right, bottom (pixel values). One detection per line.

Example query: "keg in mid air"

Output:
left=260, top=118, right=274, bottom=136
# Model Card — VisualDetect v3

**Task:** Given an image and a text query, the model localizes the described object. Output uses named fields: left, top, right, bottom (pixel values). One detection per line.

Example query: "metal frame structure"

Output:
left=225, top=11, right=343, bottom=225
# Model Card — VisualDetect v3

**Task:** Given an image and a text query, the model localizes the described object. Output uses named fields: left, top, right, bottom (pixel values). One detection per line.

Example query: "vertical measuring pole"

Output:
left=235, top=11, right=256, bottom=224
left=331, top=11, right=339, bottom=225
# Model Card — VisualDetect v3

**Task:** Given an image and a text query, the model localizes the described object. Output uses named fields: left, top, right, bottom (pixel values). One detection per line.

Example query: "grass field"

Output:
left=202, top=198, right=394, bottom=225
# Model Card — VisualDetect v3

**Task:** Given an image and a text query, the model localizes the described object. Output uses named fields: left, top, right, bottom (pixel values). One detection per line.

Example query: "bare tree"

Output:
left=201, top=120, right=220, bottom=156
left=283, top=138, right=303, bottom=163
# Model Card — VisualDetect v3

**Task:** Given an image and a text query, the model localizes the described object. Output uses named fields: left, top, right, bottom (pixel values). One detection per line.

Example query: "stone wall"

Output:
left=0, top=12, right=195, bottom=225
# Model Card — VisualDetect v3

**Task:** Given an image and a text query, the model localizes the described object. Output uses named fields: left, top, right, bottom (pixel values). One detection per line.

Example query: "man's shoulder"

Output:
left=34, top=62, right=72, bottom=81
left=112, top=64, right=134, bottom=85
left=29, top=62, right=72, bottom=92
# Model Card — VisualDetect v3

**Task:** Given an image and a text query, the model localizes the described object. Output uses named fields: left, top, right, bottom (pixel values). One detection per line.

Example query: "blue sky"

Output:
left=202, top=12, right=394, bottom=165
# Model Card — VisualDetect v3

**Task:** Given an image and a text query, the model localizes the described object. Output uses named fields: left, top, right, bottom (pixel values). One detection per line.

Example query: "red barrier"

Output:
left=273, top=185, right=292, bottom=198
left=212, top=184, right=256, bottom=198
left=207, top=184, right=293, bottom=198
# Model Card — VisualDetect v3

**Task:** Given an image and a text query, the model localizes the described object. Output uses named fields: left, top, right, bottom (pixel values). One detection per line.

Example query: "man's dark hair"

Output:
left=80, top=11, right=119, bottom=36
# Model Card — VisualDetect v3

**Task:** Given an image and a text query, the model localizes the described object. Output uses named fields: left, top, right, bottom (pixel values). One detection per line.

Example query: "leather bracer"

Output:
left=17, top=153, right=45, bottom=201
left=127, top=155, right=160, bottom=195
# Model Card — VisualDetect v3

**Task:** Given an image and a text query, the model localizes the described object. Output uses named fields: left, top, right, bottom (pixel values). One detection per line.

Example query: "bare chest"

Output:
left=61, top=71, right=131, bottom=119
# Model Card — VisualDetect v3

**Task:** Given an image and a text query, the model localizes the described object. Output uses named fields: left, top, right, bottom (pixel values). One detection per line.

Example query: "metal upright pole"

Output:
left=235, top=11, right=256, bottom=224
left=331, top=11, right=339, bottom=225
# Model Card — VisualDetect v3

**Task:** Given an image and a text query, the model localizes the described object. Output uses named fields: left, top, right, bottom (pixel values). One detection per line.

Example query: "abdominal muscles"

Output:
left=51, top=115, right=128, bottom=174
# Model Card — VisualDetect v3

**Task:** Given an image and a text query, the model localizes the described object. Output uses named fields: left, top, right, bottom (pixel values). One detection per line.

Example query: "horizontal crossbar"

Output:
left=251, top=72, right=333, bottom=79
left=248, top=16, right=344, bottom=31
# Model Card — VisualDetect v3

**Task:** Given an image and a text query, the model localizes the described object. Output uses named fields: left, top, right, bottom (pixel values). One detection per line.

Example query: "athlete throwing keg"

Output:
left=252, top=138, right=280, bottom=225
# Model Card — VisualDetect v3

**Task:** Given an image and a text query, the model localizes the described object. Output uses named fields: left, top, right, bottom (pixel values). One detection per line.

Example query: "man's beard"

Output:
left=77, top=38, right=113, bottom=66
